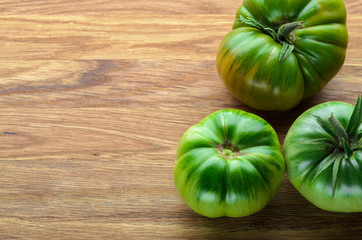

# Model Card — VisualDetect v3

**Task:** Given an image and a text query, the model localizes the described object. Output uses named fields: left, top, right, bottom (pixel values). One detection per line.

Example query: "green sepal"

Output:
left=310, top=151, right=344, bottom=199
left=331, top=154, right=344, bottom=199
left=313, top=115, right=339, bottom=143
left=310, top=152, right=338, bottom=184
left=279, top=42, right=295, bottom=62
left=237, top=15, right=278, bottom=41
left=343, top=138, right=353, bottom=158
left=328, top=113, right=349, bottom=142
left=299, top=138, right=336, bottom=150
left=299, top=138, right=335, bottom=146
left=346, top=95, right=362, bottom=138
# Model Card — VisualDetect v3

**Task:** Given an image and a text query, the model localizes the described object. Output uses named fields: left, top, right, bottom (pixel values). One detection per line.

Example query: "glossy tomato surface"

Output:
left=217, top=0, right=348, bottom=111
left=174, top=109, right=285, bottom=217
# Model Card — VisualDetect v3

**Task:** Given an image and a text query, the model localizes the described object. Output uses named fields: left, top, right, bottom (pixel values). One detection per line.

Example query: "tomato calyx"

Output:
left=237, top=15, right=304, bottom=61
left=310, top=95, right=362, bottom=199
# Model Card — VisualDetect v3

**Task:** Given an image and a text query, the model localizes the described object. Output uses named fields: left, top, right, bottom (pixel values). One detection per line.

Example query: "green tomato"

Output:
left=217, top=0, right=348, bottom=111
left=284, top=96, right=362, bottom=212
left=174, top=109, right=285, bottom=218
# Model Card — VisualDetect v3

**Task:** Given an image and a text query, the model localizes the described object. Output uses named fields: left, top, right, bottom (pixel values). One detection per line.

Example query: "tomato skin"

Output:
left=217, top=0, right=348, bottom=111
left=174, top=109, right=285, bottom=218
left=283, top=101, right=362, bottom=212
left=217, top=27, right=304, bottom=111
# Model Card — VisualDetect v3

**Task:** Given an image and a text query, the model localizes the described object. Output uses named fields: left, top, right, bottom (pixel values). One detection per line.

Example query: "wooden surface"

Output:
left=0, top=0, right=361, bottom=239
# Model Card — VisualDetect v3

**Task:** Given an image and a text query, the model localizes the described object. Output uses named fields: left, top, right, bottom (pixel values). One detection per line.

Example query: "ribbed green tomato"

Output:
left=284, top=96, right=362, bottom=212
left=217, top=0, right=348, bottom=111
left=174, top=109, right=285, bottom=218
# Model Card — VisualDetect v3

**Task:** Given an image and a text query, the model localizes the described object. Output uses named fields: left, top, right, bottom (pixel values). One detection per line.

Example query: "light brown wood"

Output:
left=0, top=0, right=361, bottom=239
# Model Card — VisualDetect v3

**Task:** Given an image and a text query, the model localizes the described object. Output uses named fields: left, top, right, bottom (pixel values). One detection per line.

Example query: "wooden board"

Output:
left=0, top=0, right=361, bottom=239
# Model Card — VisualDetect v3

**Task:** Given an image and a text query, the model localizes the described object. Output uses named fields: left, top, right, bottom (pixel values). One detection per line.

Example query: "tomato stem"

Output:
left=277, top=21, right=304, bottom=43
left=237, top=15, right=304, bottom=61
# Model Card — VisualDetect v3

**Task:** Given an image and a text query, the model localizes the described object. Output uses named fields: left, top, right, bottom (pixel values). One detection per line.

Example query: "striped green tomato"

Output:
left=217, top=0, right=348, bottom=111
left=174, top=109, right=285, bottom=218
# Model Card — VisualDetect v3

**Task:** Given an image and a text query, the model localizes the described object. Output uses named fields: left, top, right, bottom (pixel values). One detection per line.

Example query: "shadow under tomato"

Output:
left=177, top=178, right=362, bottom=239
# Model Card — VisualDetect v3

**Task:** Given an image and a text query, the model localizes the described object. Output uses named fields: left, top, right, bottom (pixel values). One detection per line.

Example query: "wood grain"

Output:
left=0, top=0, right=361, bottom=239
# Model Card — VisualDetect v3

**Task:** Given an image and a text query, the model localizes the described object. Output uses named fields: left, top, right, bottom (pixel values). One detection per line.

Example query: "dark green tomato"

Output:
left=284, top=97, right=362, bottom=212
left=217, top=0, right=348, bottom=111
left=174, top=109, right=285, bottom=218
